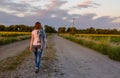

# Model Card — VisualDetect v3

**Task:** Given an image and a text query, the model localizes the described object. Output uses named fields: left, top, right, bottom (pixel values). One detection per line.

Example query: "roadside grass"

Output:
left=0, top=35, right=31, bottom=45
left=59, top=34, right=120, bottom=61
left=0, top=47, right=31, bottom=73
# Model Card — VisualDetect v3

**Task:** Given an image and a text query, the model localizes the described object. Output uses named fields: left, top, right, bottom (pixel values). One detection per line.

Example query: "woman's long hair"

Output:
left=34, top=22, right=42, bottom=29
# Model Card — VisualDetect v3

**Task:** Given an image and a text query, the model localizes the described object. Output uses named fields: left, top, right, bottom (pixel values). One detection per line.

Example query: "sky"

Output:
left=0, top=0, right=120, bottom=30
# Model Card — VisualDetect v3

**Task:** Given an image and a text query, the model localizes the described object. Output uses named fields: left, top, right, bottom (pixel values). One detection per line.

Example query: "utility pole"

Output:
left=72, top=18, right=75, bottom=27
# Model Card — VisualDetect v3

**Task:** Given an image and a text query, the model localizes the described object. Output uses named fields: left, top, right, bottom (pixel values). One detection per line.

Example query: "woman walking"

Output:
left=29, top=22, right=47, bottom=73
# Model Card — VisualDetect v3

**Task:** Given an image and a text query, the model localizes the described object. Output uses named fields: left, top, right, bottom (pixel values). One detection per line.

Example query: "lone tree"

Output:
left=58, top=27, right=66, bottom=33
left=0, top=25, right=5, bottom=31
left=67, top=27, right=76, bottom=34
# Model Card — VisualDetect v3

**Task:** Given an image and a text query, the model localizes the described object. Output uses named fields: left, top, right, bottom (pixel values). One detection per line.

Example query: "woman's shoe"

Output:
left=35, top=69, right=39, bottom=74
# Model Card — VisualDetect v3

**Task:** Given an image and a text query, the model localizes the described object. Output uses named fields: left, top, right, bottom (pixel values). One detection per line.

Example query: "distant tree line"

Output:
left=0, top=24, right=57, bottom=33
left=0, top=24, right=33, bottom=32
left=1, top=24, right=120, bottom=34
left=58, top=27, right=120, bottom=35
left=58, top=27, right=76, bottom=34
left=77, top=27, right=120, bottom=34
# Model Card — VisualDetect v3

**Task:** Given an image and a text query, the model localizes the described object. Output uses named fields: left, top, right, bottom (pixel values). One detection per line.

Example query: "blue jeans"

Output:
left=33, top=45, right=43, bottom=70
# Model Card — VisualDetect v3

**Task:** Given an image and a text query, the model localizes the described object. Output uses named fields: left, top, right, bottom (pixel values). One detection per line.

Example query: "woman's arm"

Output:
left=29, top=34, right=34, bottom=52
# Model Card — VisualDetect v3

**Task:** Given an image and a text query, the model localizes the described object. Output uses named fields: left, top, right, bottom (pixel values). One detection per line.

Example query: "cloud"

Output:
left=51, top=14, right=57, bottom=18
left=77, top=0, right=100, bottom=8
left=64, top=0, right=100, bottom=15
left=34, top=10, right=120, bottom=30
left=45, top=0, right=67, bottom=10
left=74, top=14, right=120, bottom=29
left=0, top=0, right=67, bottom=18
left=35, top=0, right=67, bottom=17
left=0, top=0, right=119, bottom=30
left=0, top=11, right=38, bottom=26
left=0, top=8, right=120, bottom=30
left=0, top=0, right=30, bottom=11
left=0, top=0, right=38, bottom=17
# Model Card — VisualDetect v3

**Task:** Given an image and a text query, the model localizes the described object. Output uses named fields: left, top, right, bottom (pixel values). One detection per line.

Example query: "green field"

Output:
left=75, top=34, right=120, bottom=44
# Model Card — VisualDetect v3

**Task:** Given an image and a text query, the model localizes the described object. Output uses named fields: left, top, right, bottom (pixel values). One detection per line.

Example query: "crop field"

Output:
left=0, top=32, right=31, bottom=37
left=60, top=34, right=120, bottom=61
left=0, top=32, right=31, bottom=45
left=75, top=34, right=120, bottom=44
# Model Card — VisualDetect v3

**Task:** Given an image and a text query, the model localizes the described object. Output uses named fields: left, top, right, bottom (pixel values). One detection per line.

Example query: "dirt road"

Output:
left=0, top=35, right=120, bottom=78
left=54, top=35, right=120, bottom=78
left=0, top=39, right=30, bottom=61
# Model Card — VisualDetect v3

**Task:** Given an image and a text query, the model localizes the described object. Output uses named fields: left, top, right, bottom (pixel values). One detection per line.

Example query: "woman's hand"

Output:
left=29, top=47, right=32, bottom=52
